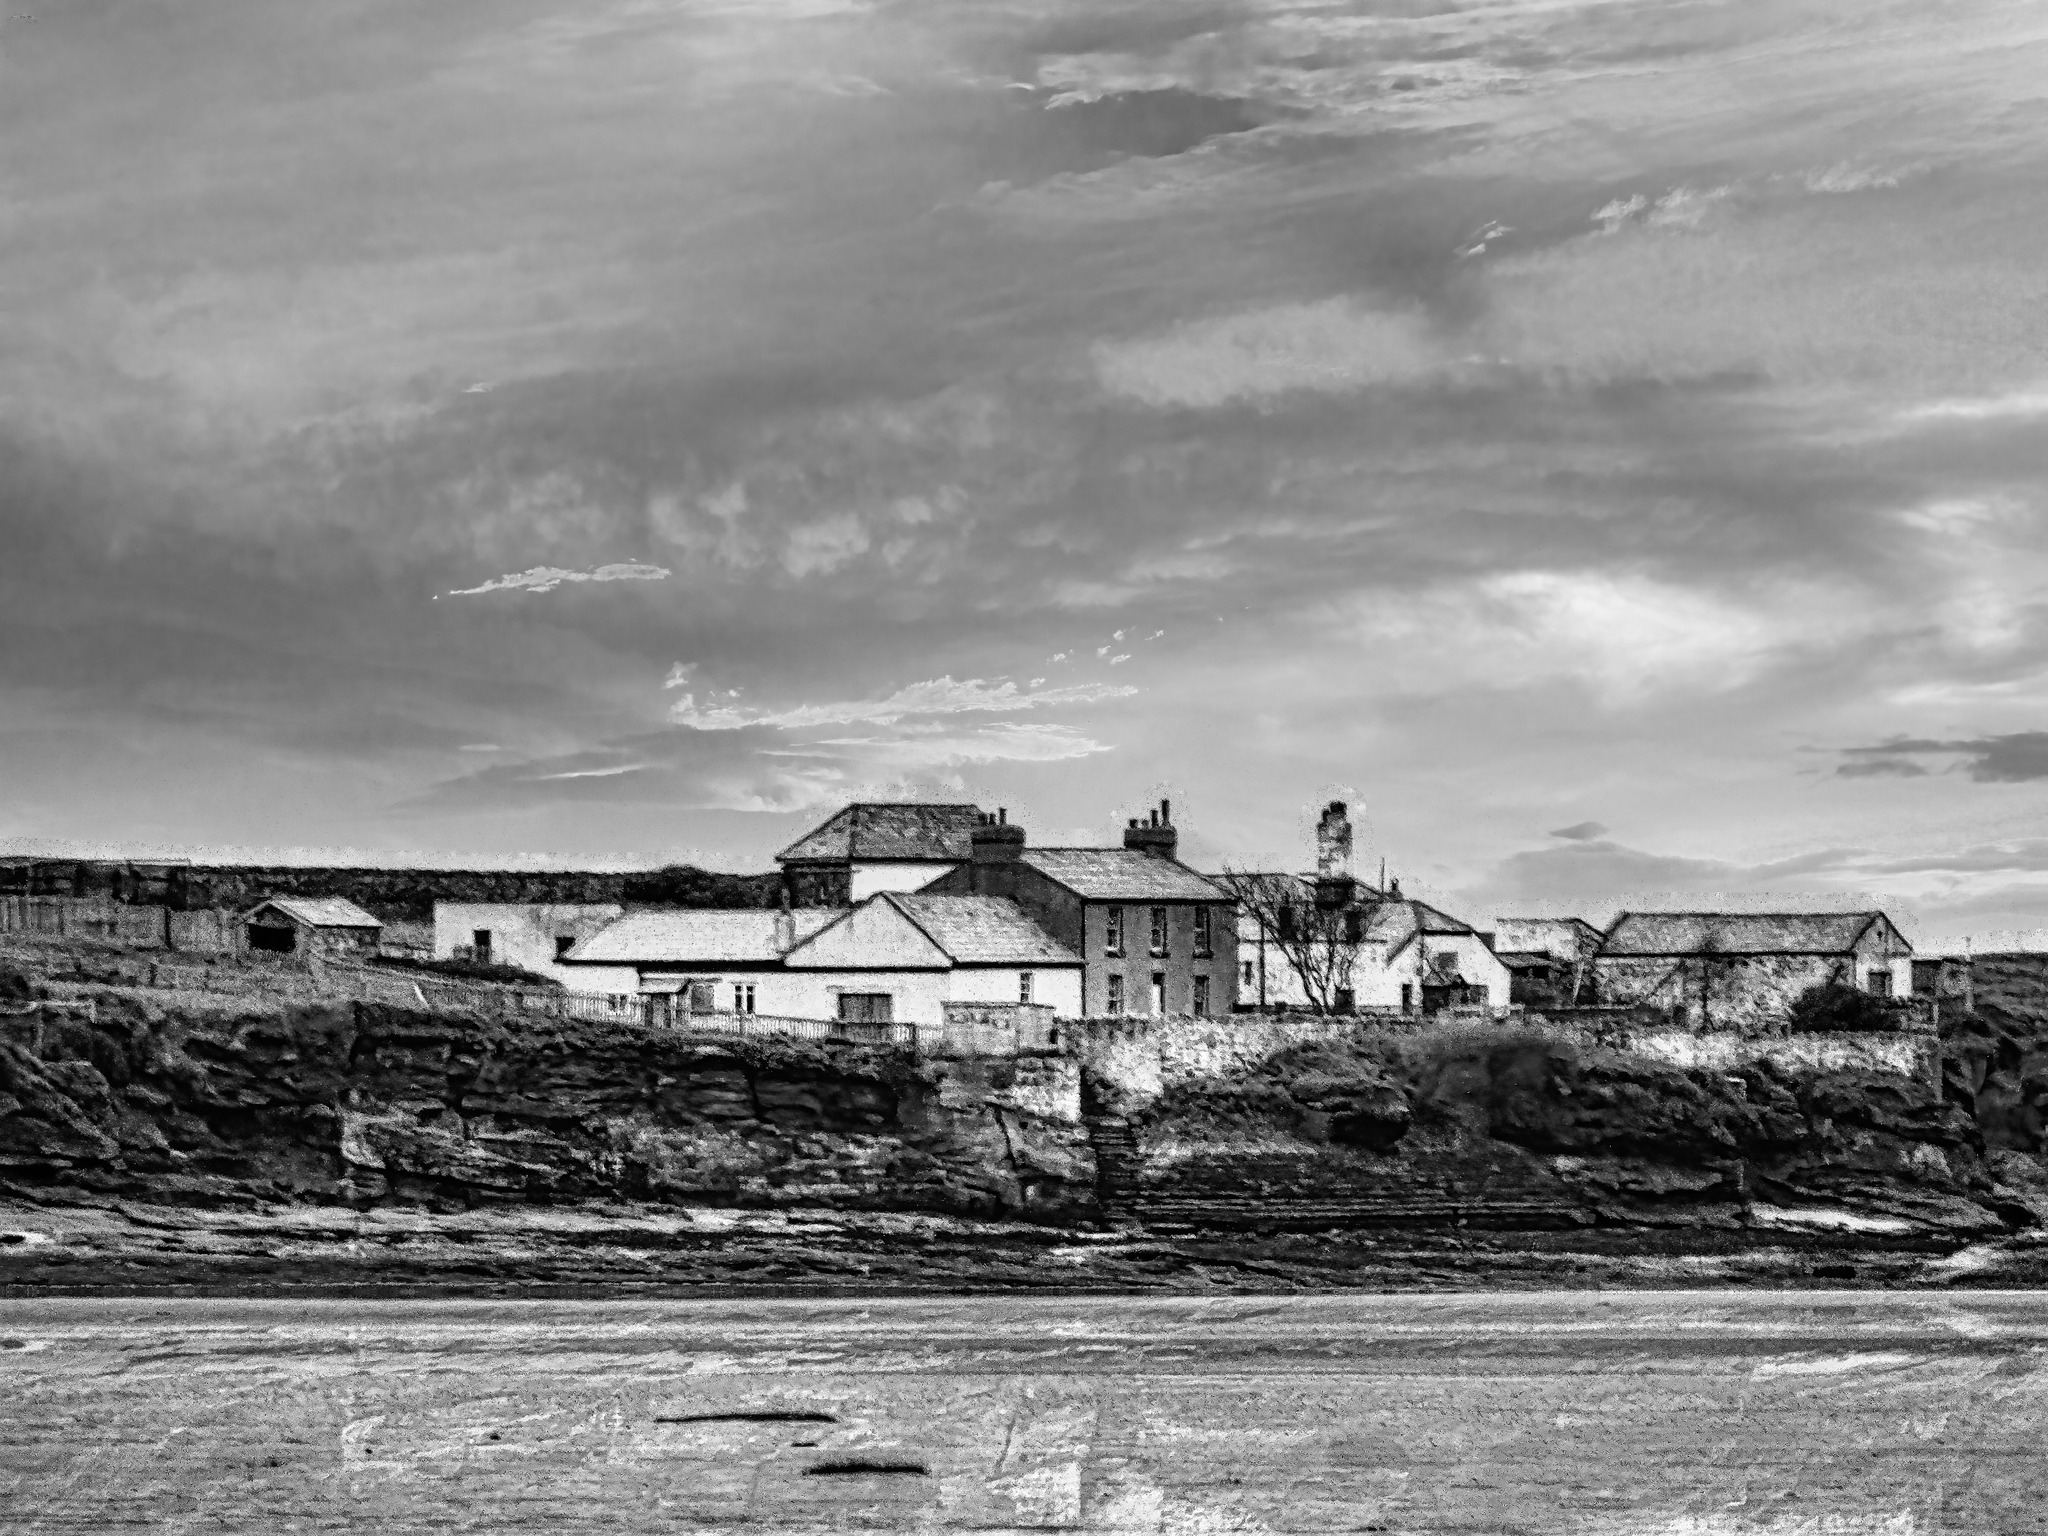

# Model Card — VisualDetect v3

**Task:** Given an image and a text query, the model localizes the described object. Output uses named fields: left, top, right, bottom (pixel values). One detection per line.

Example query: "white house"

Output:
left=433, top=901, right=626, bottom=985
left=557, top=892, right=1084, bottom=1026
left=1236, top=882, right=1513, bottom=1013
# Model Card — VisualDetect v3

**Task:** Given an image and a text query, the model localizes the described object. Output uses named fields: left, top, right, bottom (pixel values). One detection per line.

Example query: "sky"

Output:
left=6, top=0, right=2048, bottom=945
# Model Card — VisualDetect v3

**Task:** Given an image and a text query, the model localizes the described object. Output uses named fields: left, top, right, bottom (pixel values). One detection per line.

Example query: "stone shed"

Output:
left=242, top=896, right=384, bottom=960
left=1591, top=910, right=1913, bottom=1033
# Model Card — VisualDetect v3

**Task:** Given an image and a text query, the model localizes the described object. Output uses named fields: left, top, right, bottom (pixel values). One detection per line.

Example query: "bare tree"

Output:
left=1219, top=867, right=1359, bottom=1014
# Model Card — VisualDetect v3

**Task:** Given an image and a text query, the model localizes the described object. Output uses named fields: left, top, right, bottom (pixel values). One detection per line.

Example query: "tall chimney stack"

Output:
left=1123, top=798, right=1178, bottom=860
left=1314, top=800, right=1356, bottom=911
left=970, top=809, right=1026, bottom=897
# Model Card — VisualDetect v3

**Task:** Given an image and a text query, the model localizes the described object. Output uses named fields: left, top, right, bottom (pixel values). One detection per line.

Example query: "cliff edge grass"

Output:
left=8, top=953, right=2048, bottom=1291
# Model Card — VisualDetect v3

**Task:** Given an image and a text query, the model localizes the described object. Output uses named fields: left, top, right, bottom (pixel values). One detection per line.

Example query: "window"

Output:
left=1866, top=968, right=1893, bottom=999
left=1343, top=909, right=1363, bottom=944
left=1104, top=906, right=1124, bottom=956
left=1149, top=906, right=1169, bottom=957
left=1151, top=971, right=1167, bottom=1016
left=1106, top=974, right=1124, bottom=1015
left=837, top=992, right=894, bottom=1024
left=735, top=982, right=756, bottom=1014
left=686, top=980, right=716, bottom=1012
left=1242, top=960, right=1254, bottom=987
left=1194, top=905, right=1213, bottom=957
left=1334, top=986, right=1355, bottom=1015
left=1018, top=971, right=1034, bottom=1004
left=1400, top=983, right=1413, bottom=1013
left=1192, top=975, right=1211, bottom=1016
left=472, top=929, right=493, bottom=964
left=555, top=935, right=576, bottom=960
left=1277, top=904, right=1297, bottom=941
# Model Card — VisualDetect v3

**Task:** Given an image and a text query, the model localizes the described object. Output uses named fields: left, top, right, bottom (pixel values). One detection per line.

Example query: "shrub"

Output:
left=369, top=953, right=561, bottom=989
left=1787, top=981, right=1894, bottom=1034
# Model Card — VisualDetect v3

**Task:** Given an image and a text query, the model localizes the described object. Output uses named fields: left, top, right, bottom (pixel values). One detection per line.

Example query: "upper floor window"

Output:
left=555, top=934, right=576, bottom=959
left=1192, top=974, right=1211, bottom=1016
left=1343, top=909, right=1364, bottom=945
left=1276, top=904, right=1297, bottom=941
left=1193, top=905, right=1214, bottom=957
left=1104, top=906, right=1124, bottom=956
left=1106, top=973, right=1125, bottom=1015
left=1149, top=906, right=1169, bottom=956
left=1019, top=971, right=1034, bottom=1004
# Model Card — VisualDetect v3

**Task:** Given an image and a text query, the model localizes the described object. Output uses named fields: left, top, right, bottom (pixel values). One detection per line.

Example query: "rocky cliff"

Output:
left=14, top=957, right=2048, bottom=1291
left=0, top=975, right=1092, bottom=1221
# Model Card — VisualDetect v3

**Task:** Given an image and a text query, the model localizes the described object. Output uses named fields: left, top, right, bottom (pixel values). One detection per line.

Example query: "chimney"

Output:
left=1123, top=798, right=1177, bottom=860
left=970, top=809, right=1026, bottom=898
left=1313, top=799, right=1355, bottom=910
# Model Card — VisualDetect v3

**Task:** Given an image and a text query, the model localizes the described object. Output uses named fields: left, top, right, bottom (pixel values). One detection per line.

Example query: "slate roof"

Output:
left=1598, top=912, right=1903, bottom=958
left=248, top=896, right=382, bottom=930
left=1020, top=848, right=1230, bottom=902
left=1490, top=916, right=1603, bottom=958
left=1356, top=899, right=1485, bottom=956
left=884, top=894, right=1081, bottom=966
left=563, top=909, right=840, bottom=965
left=775, top=803, right=985, bottom=865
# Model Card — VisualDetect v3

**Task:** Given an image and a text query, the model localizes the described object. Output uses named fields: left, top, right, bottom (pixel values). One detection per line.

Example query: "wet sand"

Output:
left=3, top=1292, right=2041, bottom=1533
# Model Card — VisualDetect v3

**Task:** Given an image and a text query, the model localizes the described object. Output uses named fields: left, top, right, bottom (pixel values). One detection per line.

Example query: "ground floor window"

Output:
left=837, top=992, right=894, bottom=1024
left=735, top=982, right=756, bottom=1014
left=248, top=924, right=294, bottom=953
left=472, top=929, right=493, bottom=964
left=1151, top=972, right=1167, bottom=1016
left=1192, top=975, right=1210, bottom=1016
left=1400, top=983, right=1413, bottom=1013
left=1333, top=986, right=1354, bottom=1014
left=1241, top=960, right=1254, bottom=987
left=1866, top=968, right=1893, bottom=998
left=1106, top=974, right=1124, bottom=1015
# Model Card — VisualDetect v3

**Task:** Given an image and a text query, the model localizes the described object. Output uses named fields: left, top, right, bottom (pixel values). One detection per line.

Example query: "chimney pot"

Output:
left=998, top=807, right=1007, bottom=824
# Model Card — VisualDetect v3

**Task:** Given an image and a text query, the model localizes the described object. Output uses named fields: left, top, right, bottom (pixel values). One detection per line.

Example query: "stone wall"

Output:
left=1065, top=1012, right=1372, bottom=1114
left=1592, top=953, right=1844, bottom=1033
left=1626, top=1027, right=1940, bottom=1085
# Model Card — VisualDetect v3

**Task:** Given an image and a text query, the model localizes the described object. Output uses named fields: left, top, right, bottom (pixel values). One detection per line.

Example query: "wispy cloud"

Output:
left=1548, top=820, right=1609, bottom=842
left=668, top=674, right=1135, bottom=730
left=1835, top=732, right=2048, bottom=783
left=447, top=562, right=671, bottom=596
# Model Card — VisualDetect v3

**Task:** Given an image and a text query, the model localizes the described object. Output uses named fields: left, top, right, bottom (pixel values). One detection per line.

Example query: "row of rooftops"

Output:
left=566, top=893, right=1083, bottom=969
left=216, top=805, right=1921, bottom=969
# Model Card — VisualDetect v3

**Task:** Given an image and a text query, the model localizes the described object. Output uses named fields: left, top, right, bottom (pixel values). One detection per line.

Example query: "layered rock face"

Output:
left=0, top=980, right=1092, bottom=1220
left=1094, top=1024, right=2032, bottom=1235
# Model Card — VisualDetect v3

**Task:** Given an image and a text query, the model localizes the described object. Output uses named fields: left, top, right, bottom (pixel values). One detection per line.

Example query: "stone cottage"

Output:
left=1591, top=910, right=1915, bottom=1032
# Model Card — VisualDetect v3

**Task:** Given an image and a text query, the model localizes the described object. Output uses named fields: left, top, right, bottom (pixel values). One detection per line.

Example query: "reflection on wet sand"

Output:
left=2, top=1293, right=2037, bottom=1532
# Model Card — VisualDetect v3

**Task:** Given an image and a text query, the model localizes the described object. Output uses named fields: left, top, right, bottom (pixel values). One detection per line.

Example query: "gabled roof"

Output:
left=885, top=894, right=1081, bottom=966
left=247, top=896, right=382, bottom=930
left=563, top=909, right=839, bottom=965
left=1598, top=911, right=1906, bottom=958
left=775, top=803, right=985, bottom=865
left=1019, top=848, right=1229, bottom=902
left=1490, top=916, right=1603, bottom=957
left=1359, top=899, right=1485, bottom=959
left=782, top=896, right=951, bottom=970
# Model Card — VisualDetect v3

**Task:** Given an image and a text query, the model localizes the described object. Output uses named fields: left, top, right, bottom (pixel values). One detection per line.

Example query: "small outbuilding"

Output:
left=242, top=896, right=383, bottom=960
